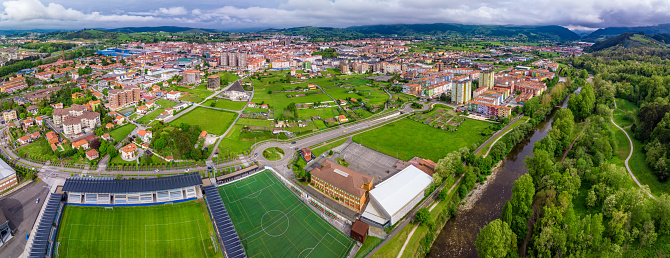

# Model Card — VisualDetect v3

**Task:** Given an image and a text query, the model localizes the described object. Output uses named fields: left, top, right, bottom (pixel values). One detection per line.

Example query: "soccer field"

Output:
left=218, top=170, right=354, bottom=258
left=56, top=200, right=222, bottom=258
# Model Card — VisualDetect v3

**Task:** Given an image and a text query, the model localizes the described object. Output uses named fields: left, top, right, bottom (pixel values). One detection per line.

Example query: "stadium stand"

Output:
left=202, top=185, right=246, bottom=258
left=28, top=193, right=64, bottom=258
left=61, top=173, right=202, bottom=205
left=216, top=165, right=259, bottom=185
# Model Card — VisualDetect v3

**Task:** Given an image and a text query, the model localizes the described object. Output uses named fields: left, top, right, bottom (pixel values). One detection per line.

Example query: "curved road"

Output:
left=251, top=103, right=430, bottom=178
left=611, top=101, right=655, bottom=200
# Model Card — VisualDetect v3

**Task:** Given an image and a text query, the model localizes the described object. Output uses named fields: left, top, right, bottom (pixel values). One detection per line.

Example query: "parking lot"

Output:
left=335, top=143, right=401, bottom=183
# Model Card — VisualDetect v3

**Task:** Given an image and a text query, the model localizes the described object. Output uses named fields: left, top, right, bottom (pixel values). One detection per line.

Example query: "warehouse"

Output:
left=361, top=165, right=433, bottom=227
left=61, top=173, right=202, bottom=206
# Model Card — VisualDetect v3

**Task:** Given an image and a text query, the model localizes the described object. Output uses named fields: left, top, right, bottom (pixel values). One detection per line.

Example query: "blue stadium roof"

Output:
left=61, top=173, right=202, bottom=194
left=203, top=185, right=246, bottom=258
left=28, top=193, right=62, bottom=258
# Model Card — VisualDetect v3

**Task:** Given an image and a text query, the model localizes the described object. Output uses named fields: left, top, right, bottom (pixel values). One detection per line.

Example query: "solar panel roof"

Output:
left=203, top=185, right=246, bottom=258
left=28, top=193, right=62, bottom=258
left=61, top=173, right=202, bottom=193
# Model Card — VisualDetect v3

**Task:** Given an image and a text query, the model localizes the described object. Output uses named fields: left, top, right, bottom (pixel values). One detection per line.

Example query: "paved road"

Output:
left=611, top=101, right=655, bottom=200
left=0, top=181, right=49, bottom=258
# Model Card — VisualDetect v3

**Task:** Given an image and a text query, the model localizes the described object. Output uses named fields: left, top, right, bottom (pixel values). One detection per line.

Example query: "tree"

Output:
left=475, top=219, right=517, bottom=258
left=415, top=207, right=431, bottom=225
left=154, top=138, right=166, bottom=150
left=524, top=149, right=554, bottom=189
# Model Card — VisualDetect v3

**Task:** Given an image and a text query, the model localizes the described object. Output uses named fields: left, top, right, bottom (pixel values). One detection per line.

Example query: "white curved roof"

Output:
left=368, top=165, right=433, bottom=217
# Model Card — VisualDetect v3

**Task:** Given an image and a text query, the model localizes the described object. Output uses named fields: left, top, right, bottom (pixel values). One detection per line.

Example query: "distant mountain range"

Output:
left=9, top=23, right=670, bottom=43
left=585, top=32, right=669, bottom=52
left=103, top=26, right=220, bottom=34
left=259, top=24, right=581, bottom=41
left=582, top=24, right=670, bottom=41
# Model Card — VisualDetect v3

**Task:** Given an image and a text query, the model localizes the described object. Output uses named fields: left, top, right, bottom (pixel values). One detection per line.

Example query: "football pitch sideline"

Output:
left=56, top=200, right=222, bottom=258
left=218, top=170, right=354, bottom=258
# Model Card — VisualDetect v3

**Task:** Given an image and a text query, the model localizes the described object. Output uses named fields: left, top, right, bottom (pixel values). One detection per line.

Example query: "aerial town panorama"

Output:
left=1, top=0, right=670, bottom=257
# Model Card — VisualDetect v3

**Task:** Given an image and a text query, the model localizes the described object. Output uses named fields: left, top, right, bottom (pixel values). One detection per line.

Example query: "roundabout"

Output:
left=262, top=147, right=285, bottom=161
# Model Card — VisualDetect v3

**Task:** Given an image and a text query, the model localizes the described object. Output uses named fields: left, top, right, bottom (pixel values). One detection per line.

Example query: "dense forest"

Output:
left=474, top=41, right=670, bottom=257
left=574, top=43, right=670, bottom=182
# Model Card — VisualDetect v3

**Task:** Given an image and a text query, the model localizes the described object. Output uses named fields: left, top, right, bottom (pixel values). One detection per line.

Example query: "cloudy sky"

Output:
left=1, top=0, right=670, bottom=31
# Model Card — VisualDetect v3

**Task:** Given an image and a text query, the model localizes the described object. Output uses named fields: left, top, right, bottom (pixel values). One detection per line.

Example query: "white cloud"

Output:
left=3, top=0, right=670, bottom=31
left=158, top=7, right=187, bottom=16
left=0, top=0, right=155, bottom=22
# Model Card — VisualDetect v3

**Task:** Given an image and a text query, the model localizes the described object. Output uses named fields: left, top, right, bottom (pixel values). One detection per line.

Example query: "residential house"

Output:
left=72, top=139, right=89, bottom=150
left=120, top=143, right=138, bottom=160
left=17, top=135, right=31, bottom=145
left=86, top=149, right=99, bottom=160
left=137, top=130, right=152, bottom=142
left=27, top=105, right=38, bottom=115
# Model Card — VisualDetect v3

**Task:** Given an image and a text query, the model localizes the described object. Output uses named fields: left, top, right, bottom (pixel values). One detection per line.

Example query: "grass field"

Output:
left=56, top=201, right=222, bottom=258
left=202, top=99, right=248, bottom=111
left=218, top=170, right=354, bottom=258
left=170, top=107, right=237, bottom=135
left=262, top=147, right=284, bottom=161
left=109, top=123, right=136, bottom=142
left=352, top=118, right=491, bottom=161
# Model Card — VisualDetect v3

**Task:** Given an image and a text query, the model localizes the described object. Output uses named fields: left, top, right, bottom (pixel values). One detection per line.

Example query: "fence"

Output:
left=265, top=166, right=352, bottom=230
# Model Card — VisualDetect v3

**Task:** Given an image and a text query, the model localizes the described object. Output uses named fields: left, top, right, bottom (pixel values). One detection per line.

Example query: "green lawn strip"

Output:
left=217, top=125, right=283, bottom=157
left=262, top=147, right=284, bottom=161
left=613, top=121, right=630, bottom=160
left=109, top=123, right=137, bottom=142
left=615, top=98, right=638, bottom=112
left=168, top=85, right=213, bottom=103
left=476, top=116, right=529, bottom=156
left=370, top=223, right=412, bottom=258
left=311, top=138, right=348, bottom=157
left=137, top=108, right=165, bottom=124
left=624, top=127, right=669, bottom=196
left=612, top=109, right=633, bottom=128
left=16, top=138, right=57, bottom=160
left=354, top=236, right=383, bottom=258
left=202, top=99, right=247, bottom=111
left=56, top=200, right=221, bottom=258
left=155, top=99, right=177, bottom=108
left=170, top=107, right=237, bottom=135
left=353, top=118, right=490, bottom=161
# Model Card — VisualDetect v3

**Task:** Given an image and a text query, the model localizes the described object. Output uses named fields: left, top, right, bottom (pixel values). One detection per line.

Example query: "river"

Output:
left=428, top=94, right=573, bottom=257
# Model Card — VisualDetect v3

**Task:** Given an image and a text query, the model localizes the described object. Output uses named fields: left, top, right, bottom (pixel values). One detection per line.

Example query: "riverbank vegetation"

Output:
left=476, top=66, right=670, bottom=256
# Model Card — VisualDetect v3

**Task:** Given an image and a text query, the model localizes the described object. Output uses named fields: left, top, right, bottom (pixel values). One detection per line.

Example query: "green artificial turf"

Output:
left=170, top=107, right=237, bottom=135
left=56, top=201, right=221, bottom=258
left=218, top=170, right=354, bottom=258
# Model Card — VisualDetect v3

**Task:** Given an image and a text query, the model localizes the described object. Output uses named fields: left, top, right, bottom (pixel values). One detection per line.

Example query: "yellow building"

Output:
left=481, top=70, right=495, bottom=89
left=451, top=80, right=472, bottom=105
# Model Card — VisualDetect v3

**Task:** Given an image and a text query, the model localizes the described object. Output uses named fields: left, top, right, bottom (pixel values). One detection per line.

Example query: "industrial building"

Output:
left=361, top=165, right=433, bottom=228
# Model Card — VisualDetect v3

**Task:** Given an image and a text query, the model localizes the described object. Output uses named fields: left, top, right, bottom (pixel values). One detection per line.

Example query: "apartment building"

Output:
left=108, top=86, right=141, bottom=110
left=451, top=79, right=472, bottom=105
left=220, top=51, right=248, bottom=68
left=480, top=70, right=495, bottom=89
left=181, top=70, right=201, bottom=85
left=1, top=110, right=17, bottom=122
left=207, top=75, right=220, bottom=90
left=53, top=104, right=101, bottom=136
